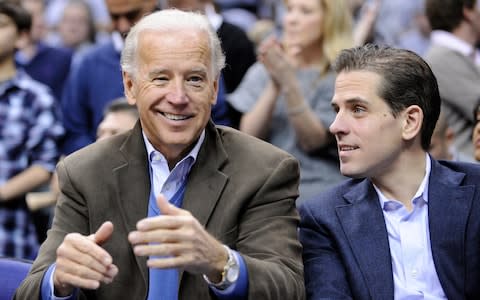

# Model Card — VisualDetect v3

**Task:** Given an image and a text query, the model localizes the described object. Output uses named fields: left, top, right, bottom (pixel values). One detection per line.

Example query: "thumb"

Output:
left=157, top=194, right=185, bottom=216
left=93, top=221, right=114, bottom=245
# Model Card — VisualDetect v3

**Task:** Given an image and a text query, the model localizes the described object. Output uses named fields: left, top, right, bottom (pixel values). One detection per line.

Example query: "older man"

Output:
left=15, top=9, right=304, bottom=300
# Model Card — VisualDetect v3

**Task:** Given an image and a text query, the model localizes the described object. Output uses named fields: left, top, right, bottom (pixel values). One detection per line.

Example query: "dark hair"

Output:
left=426, top=0, right=476, bottom=32
left=104, top=97, right=138, bottom=118
left=0, top=1, right=31, bottom=33
left=333, top=44, right=441, bottom=151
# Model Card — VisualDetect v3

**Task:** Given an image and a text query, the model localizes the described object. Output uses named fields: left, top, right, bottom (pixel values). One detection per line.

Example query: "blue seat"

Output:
left=0, top=257, right=32, bottom=300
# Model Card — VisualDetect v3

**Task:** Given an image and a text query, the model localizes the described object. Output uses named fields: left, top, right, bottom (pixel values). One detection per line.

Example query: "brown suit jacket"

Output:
left=15, top=122, right=305, bottom=299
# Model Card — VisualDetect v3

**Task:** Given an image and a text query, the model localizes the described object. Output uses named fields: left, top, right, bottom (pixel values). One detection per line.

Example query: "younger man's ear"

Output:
left=402, top=105, right=423, bottom=141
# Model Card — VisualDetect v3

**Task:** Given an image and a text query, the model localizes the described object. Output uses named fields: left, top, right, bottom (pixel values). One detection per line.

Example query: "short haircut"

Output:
left=104, top=97, right=138, bottom=119
left=121, top=9, right=225, bottom=78
left=333, top=44, right=441, bottom=151
left=426, top=0, right=476, bottom=32
left=0, top=1, right=31, bottom=33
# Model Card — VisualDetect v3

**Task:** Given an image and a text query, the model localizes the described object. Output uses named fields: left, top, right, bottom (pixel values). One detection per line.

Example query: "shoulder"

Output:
left=435, top=159, right=480, bottom=183
left=78, top=41, right=118, bottom=64
left=61, top=131, right=131, bottom=174
left=298, top=178, right=363, bottom=218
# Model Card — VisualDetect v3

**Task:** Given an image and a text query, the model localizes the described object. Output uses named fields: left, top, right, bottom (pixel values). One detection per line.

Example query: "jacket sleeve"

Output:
left=299, top=202, right=354, bottom=299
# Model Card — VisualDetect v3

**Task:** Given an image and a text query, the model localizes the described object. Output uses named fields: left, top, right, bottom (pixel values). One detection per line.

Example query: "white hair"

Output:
left=120, top=9, right=225, bottom=78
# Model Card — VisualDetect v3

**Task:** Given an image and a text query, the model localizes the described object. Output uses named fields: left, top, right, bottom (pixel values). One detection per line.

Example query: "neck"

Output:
left=371, top=150, right=427, bottom=211
left=451, top=22, right=477, bottom=46
left=0, top=56, right=17, bottom=82
left=290, top=42, right=326, bottom=69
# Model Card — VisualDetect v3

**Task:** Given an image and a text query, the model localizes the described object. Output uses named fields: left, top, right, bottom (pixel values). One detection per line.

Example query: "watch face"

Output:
left=226, top=263, right=240, bottom=282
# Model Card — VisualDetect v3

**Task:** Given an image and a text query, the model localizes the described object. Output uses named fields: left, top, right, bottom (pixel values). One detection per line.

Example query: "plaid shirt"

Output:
left=0, top=70, right=64, bottom=259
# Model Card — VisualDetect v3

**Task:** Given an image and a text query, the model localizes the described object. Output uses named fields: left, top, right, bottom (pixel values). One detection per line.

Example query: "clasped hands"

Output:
left=53, top=195, right=227, bottom=296
left=257, top=36, right=297, bottom=89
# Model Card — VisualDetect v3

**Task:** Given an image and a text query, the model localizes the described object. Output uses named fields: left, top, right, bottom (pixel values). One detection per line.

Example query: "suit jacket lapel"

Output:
left=336, top=180, right=394, bottom=300
left=428, top=160, right=474, bottom=298
left=182, top=122, right=228, bottom=226
left=113, top=122, right=150, bottom=286
left=179, top=122, right=228, bottom=286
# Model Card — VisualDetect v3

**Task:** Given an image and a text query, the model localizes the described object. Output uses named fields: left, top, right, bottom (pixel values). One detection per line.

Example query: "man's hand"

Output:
left=128, top=195, right=228, bottom=282
left=53, top=221, right=118, bottom=296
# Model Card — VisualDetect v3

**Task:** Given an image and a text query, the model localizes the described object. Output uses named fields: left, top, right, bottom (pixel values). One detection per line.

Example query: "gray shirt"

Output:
left=228, top=62, right=345, bottom=203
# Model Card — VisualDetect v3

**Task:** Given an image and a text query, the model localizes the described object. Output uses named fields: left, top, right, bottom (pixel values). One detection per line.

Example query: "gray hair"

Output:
left=120, top=9, right=225, bottom=78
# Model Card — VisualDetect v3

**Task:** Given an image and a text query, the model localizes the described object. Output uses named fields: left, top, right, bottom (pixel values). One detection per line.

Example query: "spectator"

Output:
left=96, top=97, right=138, bottom=141
left=424, top=0, right=480, bottom=159
left=60, top=0, right=158, bottom=155
left=228, top=0, right=353, bottom=203
left=46, top=0, right=96, bottom=55
left=44, top=0, right=111, bottom=36
left=166, top=0, right=256, bottom=95
left=25, top=97, right=138, bottom=214
left=0, top=2, right=64, bottom=260
left=15, top=9, right=305, bottom=299
left=299, top=44, right=480, bottom=299
left=15, top=0, right=72, bottom=102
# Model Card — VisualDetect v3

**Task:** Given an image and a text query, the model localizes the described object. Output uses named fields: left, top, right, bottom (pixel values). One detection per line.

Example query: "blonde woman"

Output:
left=228, top=0, right=353, bottom=203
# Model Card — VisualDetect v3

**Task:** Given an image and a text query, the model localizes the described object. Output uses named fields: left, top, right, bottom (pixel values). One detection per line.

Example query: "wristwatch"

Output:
left=203, top=245, right=240, bottom=290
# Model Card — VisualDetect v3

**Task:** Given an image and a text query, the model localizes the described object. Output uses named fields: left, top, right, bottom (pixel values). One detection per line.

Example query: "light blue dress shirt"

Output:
left=41, top=130, right=248, bottom=299
left=373, top=154, right=446, bottom=299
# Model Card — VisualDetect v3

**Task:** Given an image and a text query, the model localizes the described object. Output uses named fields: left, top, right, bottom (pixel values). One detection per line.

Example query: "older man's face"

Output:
left=123, top=29, right=218, bottom=162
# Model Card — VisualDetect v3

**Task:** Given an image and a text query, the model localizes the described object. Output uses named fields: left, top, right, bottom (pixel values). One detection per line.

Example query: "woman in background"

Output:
left=228, top=0, right=353, bottom=203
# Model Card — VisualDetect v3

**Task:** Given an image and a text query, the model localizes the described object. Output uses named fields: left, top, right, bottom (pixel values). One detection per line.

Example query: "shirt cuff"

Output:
left=41, top=263, right=78, bottom=300
left=209, top=250, right=248, bottom=299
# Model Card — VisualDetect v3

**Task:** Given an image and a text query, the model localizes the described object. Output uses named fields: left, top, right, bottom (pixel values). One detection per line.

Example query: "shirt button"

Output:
left=164, top=183, right=171, bottom=190
left=412, top=269, right=418, bottom=278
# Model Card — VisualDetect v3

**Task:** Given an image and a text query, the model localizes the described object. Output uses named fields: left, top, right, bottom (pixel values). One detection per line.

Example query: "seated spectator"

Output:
left=0, top=2, right=64, bottom=260
left=429, top=111, right=456, bottom=161
left=228, top=0, right=353, bottom=203
left=300, top=43, right=480, bottom=300
left=15, top=0, right=72, bottom=102
left=46, top=0, right=97, bottom=65
left=96, top=97, right=138, bottom=141
left=26, top=97, right=138, bottom=214
left=44, top=0, right=111, bottom=36
left=424, top=0, right=480, bottom=159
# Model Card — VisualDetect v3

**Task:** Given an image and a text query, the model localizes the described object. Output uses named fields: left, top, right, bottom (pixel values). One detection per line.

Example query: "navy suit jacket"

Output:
left=299, top=158, right=480, bottom=299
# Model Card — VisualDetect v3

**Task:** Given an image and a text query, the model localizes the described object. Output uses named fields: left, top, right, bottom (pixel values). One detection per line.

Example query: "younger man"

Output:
left=300, top=44, right=480, bottom=299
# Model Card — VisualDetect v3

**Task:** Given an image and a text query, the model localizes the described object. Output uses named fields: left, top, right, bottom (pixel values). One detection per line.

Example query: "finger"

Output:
left=57, top=237, right=111, bottom=274
left=156, top=194, right=188, bottom=216
left=56, top=256, right=106, bottom=282
left=104, top=264, right=119, bottom=283
left=55, top=269, right=102, bottom=290
left=92, top=221, right=114, bottom=245
left=135, top=213, right=194, bottom=234
left=133, top=242, right=187, bottom=257
left=147, top=255, right=187, bottom=269
left=129, top=227, right=181, bottom=245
